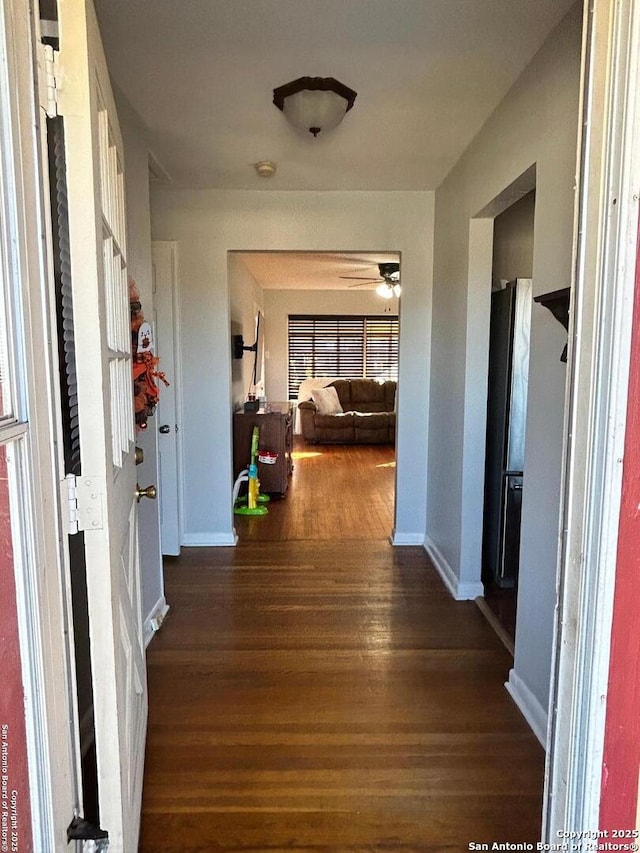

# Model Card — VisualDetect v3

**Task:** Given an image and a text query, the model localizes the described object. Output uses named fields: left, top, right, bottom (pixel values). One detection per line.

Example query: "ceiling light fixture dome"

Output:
left=273, top=77, right=357, bottom=137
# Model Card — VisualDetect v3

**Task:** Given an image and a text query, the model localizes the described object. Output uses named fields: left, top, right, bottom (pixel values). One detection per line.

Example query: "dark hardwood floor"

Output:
left=482, top=582, right=518, bottom=647
left=140, top=443, right=543, bottom=851
left=234, top=440, right=396, bottom=542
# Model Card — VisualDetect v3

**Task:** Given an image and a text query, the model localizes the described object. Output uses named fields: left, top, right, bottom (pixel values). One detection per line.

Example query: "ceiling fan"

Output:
left=340, top=262, right=401, bottom=298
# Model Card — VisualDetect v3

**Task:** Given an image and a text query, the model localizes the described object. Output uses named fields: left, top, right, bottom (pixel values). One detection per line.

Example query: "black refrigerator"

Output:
left=482, top=278, right=532, bottom=588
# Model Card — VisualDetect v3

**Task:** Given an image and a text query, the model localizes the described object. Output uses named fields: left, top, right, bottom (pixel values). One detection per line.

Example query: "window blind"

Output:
left=288, top=314, right=399, bottom=398
left=364, top=316, right=399, bottom=381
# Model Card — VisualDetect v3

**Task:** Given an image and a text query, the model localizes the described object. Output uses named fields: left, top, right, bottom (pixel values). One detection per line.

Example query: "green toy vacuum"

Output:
left=233, top=426, right=269, bottom=516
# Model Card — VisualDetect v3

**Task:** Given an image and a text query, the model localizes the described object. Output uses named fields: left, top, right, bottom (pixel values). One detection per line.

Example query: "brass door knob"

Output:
left=135, top=447, right=144, bottom=465
left=136, top=484, right=157, bottom=502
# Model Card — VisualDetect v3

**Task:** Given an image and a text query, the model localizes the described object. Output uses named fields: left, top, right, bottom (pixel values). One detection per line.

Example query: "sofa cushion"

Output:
left=344, top=379, right=388, bottom=413
left=384, top=381, right=397, bottom=412
left=353, top=412, right=391, bottom=444
left=350, top=379, right=385, bottom=403
left=314, top=412, right=354, bottom=430
left=313, top=412, right=355, bottom=443
left=311, top=386, right=343, bottom=415
left=352, top=412, right=389, bottom=430
left=330, top=379, right=352, bottom=410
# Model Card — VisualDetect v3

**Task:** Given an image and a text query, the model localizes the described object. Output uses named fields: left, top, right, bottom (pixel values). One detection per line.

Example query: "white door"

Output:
left=152, top=242, right=181, bottom=555
left=57, top=1, right=147, bottom=848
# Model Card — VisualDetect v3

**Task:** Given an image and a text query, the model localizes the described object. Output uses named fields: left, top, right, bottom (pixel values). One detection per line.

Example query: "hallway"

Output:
left=140, top=539, right=544, bottom=851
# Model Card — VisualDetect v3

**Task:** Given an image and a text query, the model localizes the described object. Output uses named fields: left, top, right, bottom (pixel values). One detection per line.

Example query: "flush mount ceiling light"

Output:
left=273, top=77, right=357, bottom=137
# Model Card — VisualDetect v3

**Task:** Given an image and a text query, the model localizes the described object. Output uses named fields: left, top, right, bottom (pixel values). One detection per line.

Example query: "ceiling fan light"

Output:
left=376, top=282, right=394, bottom=298
left=393, top=283, right=402, bottom=298
left=273, top=77, right=357, bottom=137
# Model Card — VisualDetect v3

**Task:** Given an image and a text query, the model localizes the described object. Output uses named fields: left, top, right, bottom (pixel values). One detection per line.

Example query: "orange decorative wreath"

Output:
left=130, top=277, right=169, bottom=431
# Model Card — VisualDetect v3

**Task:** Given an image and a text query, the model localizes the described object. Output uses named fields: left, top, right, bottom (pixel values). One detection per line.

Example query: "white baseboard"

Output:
left=505, top=668, right=548, bottom=748
left=424, top=535, right=484, bottom=600
left=182, top=531, right=238, bottom=546
left=143, top=597, right=170, bottom=648
left=390, top=530, right=425, bottom=546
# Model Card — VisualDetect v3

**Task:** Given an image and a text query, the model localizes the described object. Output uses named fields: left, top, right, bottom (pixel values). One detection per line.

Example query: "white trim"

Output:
left=143, top=596, right=170, bottom=647
left=390, top=530, right=425, bottom=546
left=169, top=242, right=185, bottom=551
left=182, top=531, right=238, bottom=547
left=424, top=535, right=484, bottom=600
left=170, top=243, right=187, bottom=552
left=0, top=0, right=80, bottom=845
left=545, top=0, right=640, bottom=838
left=151, top=240, right=183, bottom=555
left=458, top=217, right=493, bottom=593
left=0, top=420, right=28, bottom=441
left=506, top=668, right=548, bottom=749
left=0, top=14, right=28, bottom=426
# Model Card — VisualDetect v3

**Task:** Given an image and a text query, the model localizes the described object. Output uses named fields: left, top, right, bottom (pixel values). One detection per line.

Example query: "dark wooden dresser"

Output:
left=233, top=403, right=294, bottom=496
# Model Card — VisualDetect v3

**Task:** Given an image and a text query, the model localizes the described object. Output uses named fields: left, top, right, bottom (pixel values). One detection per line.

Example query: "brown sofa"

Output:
left=298, top=379, right=396, bottom=444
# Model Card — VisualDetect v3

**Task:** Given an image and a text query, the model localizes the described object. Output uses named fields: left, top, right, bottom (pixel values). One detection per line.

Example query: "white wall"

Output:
left=119, top=97, right=166, bottom=636
left=228, top=254, right=264, bottom=409
left=263, top=288, right=398, bottom=403
left=492, top=191, right=536, bottom=285
left=150, top=190, right=434, bottom=546
left=428, top=3, right=582, bottom=718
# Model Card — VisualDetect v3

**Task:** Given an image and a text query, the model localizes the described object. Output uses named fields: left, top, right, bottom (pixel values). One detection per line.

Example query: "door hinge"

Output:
left=37, top=42, right=60, bottom=118
left=65, top=474, right=79, bottom=535
left=64, top=474, right=105, bottom=535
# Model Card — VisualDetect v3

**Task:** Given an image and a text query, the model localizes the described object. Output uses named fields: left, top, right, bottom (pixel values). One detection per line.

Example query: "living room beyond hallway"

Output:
left=234, top=439, right=396, bottom=542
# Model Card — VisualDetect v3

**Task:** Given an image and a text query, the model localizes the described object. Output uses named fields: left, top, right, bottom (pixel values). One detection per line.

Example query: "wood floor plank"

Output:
left=141, top=537, right=543, bottom=851
left=234, top=441, right=396, bottom=542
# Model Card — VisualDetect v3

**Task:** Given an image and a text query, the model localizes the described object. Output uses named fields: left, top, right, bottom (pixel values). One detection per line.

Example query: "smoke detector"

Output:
left=254, top=160, right=277, bottom=178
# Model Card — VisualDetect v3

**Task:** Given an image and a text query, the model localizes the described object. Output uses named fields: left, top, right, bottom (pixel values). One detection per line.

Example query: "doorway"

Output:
left=228, top=251, right=400, bottom=543
left=482, top=191, right=536, bottom=645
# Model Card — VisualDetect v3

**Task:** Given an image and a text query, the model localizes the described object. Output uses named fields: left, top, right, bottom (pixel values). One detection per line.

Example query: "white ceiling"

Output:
left=235, top=251, right=401, bottom=290
left=94, top=0, right=575, bottom=192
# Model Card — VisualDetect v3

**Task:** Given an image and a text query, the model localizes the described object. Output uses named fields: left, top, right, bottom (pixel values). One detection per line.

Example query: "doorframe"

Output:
left=1, top=0, right=81, bottom=845
left=462, top=176, right=546, bottom=742
left=4, top=0, right=640, bottom=841
left=152, top=240, right=184, bottom=558
left=226, top=248, right=407, bottom=546
left=544, top=0, right=640, bottom=835
left=449, top=167, right=538, bottom=602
